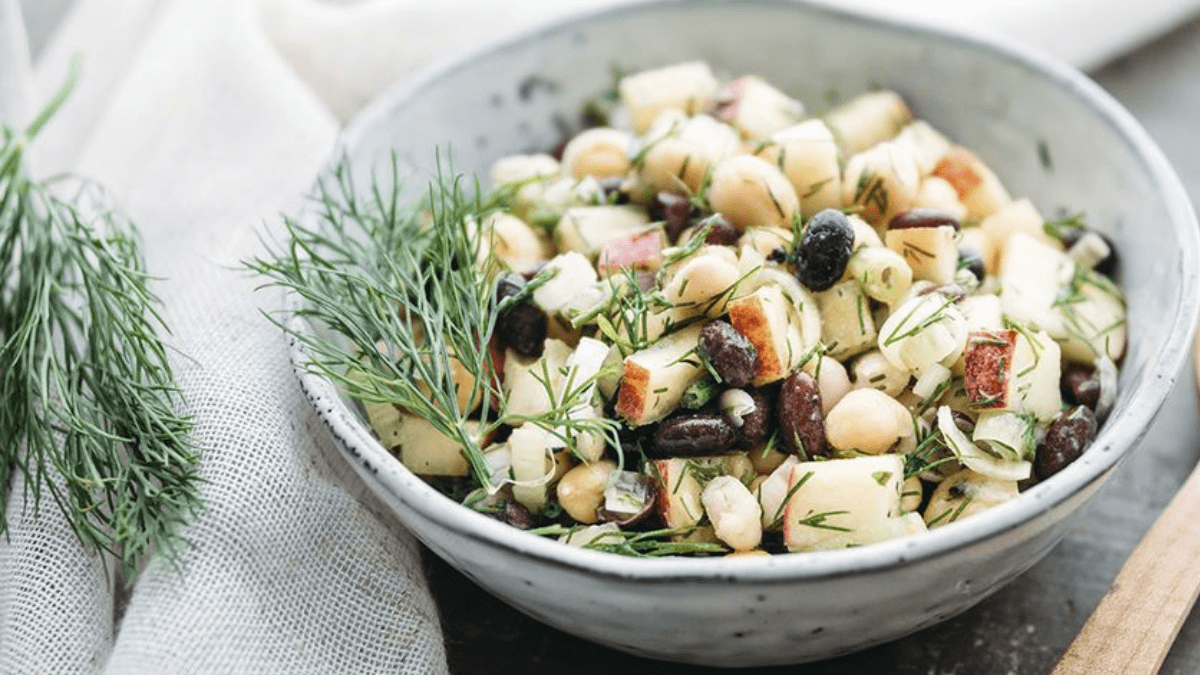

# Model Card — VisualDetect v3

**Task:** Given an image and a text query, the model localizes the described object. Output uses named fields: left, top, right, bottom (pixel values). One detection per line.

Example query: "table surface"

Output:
left=425, top=14, right=1200, bottom=675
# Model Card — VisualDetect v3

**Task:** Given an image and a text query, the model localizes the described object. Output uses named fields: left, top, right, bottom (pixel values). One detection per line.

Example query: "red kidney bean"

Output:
left=733, top=388, right=773, bottom=448
left=650, top=192, right=695, bottom=243
left=651, top=411, right=738, bottom=457
left=698, top=320, right=759, bottom=389
left=1061, top=364, right=1101, bottom=410
left=777, top=372, right=826, bottom=457
left=1035, top=406, right=1098, bottom=480
left=701, top=213, right=740, bottom=246
left=888, top=207, right=961, bottom=231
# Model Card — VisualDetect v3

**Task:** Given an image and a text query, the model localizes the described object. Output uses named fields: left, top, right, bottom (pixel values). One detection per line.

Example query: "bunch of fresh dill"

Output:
left=0, top=62, right=201, bottom=580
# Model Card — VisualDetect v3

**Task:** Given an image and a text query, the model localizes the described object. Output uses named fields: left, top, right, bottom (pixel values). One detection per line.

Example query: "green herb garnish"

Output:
left=0, top=60, right=200, bottom=580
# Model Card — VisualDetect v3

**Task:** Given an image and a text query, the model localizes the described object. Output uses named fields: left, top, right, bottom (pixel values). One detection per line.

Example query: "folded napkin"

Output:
left=0, top=0, right=1197, bottom=673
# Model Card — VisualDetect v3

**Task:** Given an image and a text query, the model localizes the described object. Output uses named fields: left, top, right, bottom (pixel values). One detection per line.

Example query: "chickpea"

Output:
left=803, top=355, right=852, bottom=415
left=825, top=388, right=913, bottom=455
left=824, top=90, right=912, bottom=156
left=556, top=460, right=617, bottom=524
left=560, top=127, right=635, bottom=181
left=662, top=253, right=742, bottom=306
left=707, top=155, right=799, bottom=231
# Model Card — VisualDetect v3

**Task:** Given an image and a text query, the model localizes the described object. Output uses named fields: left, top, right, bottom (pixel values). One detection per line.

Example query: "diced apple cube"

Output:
left=782, top=455, right=905, bottom=552
left=885, top=224, right=958, bottom=284
left=815, top=280, right=876, bottom=360
left=615, top=323, right=705, bottom=426
left=912, top=176, right=968, bottom=222
left=554, top=206, right=651, bottom=260
left=715, top=75, right=805, bottom=140
left=933, top=145, right=1012, bottom=219
left=963, top=328, right=1061, bottom=422
left=728, top=284, right=806, bottom=385
left=979, top=198, right=1060, bottom=271
left=756, top=119, right=843, bottom=217
left=619, top=61, right=720, bottom=134
left=596, top=227, right=666, bottom=276
left=650, top=456, right=726, bottom=530
left=532, top=252, right=599, bottom=314
left=1000, top=232, right=1126, bottom=365
left=824, top=90, right=913, bottom=155
left=893, top=120, right=951, bottom=175
left=842, top=141, right=921, bottom=227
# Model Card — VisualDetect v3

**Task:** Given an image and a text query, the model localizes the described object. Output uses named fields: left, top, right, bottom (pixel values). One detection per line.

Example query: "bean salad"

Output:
left=366, top=62, right=1127, bottom=556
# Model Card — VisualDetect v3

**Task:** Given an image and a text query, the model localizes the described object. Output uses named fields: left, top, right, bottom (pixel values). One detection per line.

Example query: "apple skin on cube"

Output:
left=554, top=206, right=651, bottom=260
left=933, top=145, right=1012, bottom=220
left=963, top=328, right=1062, bottom=422
left=650, top=456, right=756, bottom=532
left=597, top=227, right=666, bottom=276
left=615, top=323, right=705, bottom=426
left=963, top=329, right=1017, bottom=410
left=728, top=285, right=805, bottom=385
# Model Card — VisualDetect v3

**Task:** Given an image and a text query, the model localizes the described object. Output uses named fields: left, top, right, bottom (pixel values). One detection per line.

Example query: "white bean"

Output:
left=804, top=356, right=852, bottom=415
left=825, top=388, right=913, bottom=455
left=701, top=475, right=764, bottom=551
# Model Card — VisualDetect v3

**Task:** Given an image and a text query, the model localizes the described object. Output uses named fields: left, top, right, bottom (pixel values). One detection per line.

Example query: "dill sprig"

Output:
left=0, top=59, right=200, bottom=581
left=251, top=154, right=620, bottom=488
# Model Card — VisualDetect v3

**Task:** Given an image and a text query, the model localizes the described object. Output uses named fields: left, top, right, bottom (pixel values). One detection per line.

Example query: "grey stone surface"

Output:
left=428, top=15, right=1200, bottom=675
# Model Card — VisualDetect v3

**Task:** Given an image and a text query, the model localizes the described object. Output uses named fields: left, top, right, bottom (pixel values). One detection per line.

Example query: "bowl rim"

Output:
left=293, top=0, right=1200, bottom=582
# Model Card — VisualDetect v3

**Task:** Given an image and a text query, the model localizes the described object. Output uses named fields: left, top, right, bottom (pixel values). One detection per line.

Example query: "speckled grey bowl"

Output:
left=290, top=0, right=1200, bottom=666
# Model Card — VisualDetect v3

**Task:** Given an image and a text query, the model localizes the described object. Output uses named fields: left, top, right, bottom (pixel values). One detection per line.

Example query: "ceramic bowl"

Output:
left=290, top=0, right=1200, bottom=666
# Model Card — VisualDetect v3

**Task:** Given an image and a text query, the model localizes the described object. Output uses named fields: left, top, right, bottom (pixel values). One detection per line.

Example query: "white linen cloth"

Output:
left=0, top=0, right=1197, bottom=673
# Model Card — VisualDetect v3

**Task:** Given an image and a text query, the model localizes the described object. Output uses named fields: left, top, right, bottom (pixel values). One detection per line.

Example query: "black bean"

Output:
left=1061, top=364, right=1101, bottom=410
left=794, top=208, right=854, bottom=292
left=596, top=176, right=630, bottom=204
left=698, top=320, right=759, bottom=389
left=1035, top=406, right=1098, bottom=480
left=959, top=247, right=985, bottom=281
left=777, top=372, right=826, bottom=457
left=494, top=274, right=547, bottom=357
left=649, top=192, right=695, bottom=243
left=651, top=411, right=738, bottom=457
left=701, top=213, right=740, bottom=246
left=1058, top=227, right=1118, bottom=277
left=888, top=208, right=961, bottom=231
left=732, top=388, right=772, bottom=448
left=498, top=500, right=535, bottom=530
